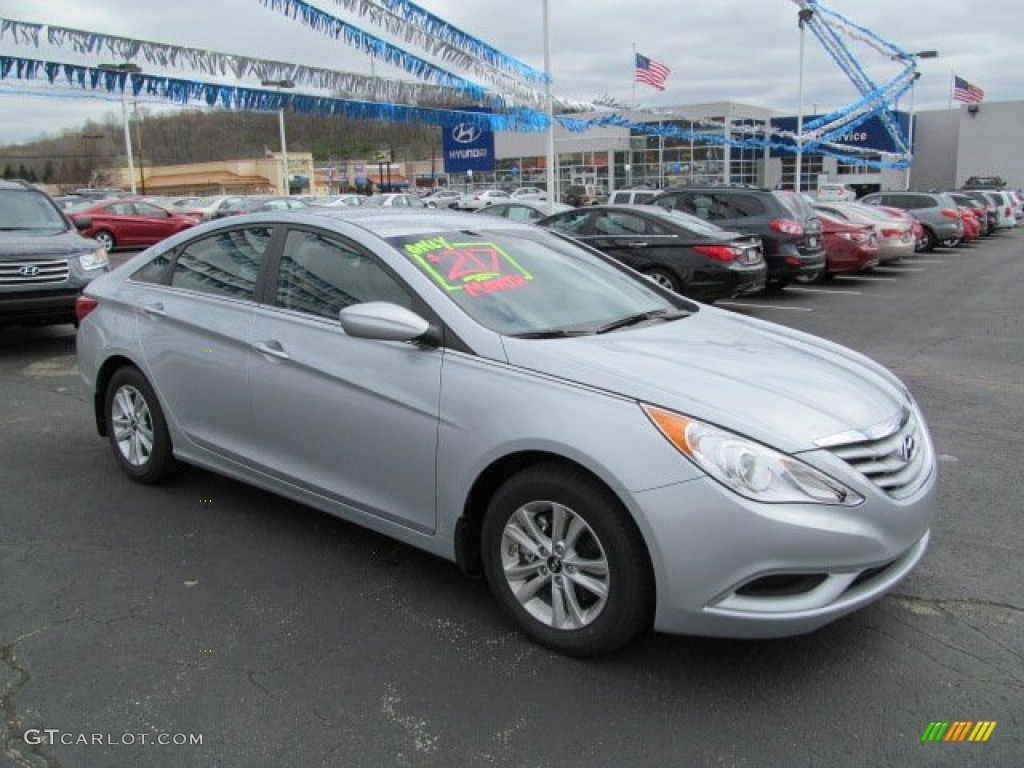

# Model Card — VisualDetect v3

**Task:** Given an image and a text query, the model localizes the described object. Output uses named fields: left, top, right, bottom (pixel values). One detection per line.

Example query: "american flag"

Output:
left=635, top=53, right=670, bottom=91
left=953, top=75, right=984, bottom=104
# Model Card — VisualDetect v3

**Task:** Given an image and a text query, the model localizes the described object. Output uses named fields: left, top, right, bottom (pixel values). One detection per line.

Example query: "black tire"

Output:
left=104, top=367, right=177, bottom=484
left=918, top=227, right=937, bottom=253
left=481, top=463, right=654, bottom=656
left=765, top=277, right=791, bottom=293
left=643, top=267, right=681, bottom=293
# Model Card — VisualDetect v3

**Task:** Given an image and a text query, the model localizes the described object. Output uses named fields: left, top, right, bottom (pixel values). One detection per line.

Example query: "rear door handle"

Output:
left=141, top=302, right=166, bottom=318
left=253, top=340, right=290, bottom=360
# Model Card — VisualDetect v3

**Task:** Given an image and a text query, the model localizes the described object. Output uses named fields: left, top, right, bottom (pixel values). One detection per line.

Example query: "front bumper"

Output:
left=0, top=289, right=82, bottom=325
left=629, top=465, right=936, bottom=638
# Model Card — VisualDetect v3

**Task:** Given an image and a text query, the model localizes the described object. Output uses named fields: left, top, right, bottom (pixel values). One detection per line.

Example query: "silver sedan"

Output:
left=76, top=208, right=936, bottom=656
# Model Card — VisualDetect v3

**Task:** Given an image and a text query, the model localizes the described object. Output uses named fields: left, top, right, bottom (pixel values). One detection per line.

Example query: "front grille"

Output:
left=825, top=410, right=932, bottom=499
left=0, top=259, right=70, bottom=286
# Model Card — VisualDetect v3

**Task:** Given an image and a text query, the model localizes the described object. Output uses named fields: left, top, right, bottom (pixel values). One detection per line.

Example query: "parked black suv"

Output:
left=1, top=179, right=110, bottom=327
left=648, top=186, right=825, bottom=289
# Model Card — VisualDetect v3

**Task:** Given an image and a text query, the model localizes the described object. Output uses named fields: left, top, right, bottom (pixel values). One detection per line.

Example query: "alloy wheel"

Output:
left=111, top=384, right=155, bottom=467
left=499, top=500, right=610, bottom=630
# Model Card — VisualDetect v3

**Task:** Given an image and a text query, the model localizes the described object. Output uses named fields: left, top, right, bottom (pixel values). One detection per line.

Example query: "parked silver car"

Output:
left=858, top=191, right=964, bottom=250
left=76, top=208, right=937, bottom=656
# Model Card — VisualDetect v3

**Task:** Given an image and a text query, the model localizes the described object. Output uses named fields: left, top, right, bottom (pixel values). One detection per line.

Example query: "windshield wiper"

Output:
left=508, top=329, right=591, bottom=339
left=596, top=309, right=691, bottom=334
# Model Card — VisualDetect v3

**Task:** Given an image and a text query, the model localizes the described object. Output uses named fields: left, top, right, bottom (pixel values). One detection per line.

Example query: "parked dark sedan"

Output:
left=67, top=199, right=196, bottom=251
left=537, top=205, right=766, bottom=302
left=648, top=186, right=825, bottom=290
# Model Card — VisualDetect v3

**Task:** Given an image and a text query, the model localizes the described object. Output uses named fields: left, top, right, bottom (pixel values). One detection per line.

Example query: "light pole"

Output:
left=261, top=79, right=296, bottom=195
left=795, top=6, right=814, bottom=192
left=893, top=51, right=938, bottom=190
left=542, top=0, right=556, bottom=212
left=98, top=63, right=142, bottom=194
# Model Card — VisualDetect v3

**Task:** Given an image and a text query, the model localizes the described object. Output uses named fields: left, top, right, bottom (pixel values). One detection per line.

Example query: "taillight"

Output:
left=881, top=228, right=902, bottom=238
left=692, top=244, right=739, bottom=262
left=75, top=295, right=98, bottom=322
left=940, top=209, right=960, bottom=219
left=770, top=219, right=804, bottom=236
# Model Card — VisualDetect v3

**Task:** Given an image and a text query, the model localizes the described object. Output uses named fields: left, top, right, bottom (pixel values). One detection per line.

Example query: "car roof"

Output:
left=296, top=206, right=536, bottom=238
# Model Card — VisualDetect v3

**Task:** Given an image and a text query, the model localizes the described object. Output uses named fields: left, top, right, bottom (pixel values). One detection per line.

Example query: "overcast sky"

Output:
left=0, top=0, right=1019, bottom=145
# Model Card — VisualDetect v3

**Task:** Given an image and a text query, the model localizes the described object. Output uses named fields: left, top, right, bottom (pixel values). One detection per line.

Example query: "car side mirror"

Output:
left=339, top=302, right=439, bottom=346
left=72, top=216, right=92, bottom=230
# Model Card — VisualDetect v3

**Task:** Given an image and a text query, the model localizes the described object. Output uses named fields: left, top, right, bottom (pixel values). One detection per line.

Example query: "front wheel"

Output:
left=105, top=367, right=177, bottom=483
left=93, top=230, right=116, bottom=251
left=481, top=464, right=654, bottom=656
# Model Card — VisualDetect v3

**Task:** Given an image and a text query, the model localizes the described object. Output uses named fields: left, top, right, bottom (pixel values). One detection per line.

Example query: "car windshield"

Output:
left=390, top=228, right=686, bottom=336
left=0, top=190, right=71, bottom=230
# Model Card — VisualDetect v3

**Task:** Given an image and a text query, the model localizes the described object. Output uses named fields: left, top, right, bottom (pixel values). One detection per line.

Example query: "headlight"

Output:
left=78, top=248, right=109, bottom=271
left=642, top=405, right=863, bottom=506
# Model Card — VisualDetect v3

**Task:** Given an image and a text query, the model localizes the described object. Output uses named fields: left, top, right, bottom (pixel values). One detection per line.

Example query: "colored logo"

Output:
left=921, top=721, right=997, bottom=742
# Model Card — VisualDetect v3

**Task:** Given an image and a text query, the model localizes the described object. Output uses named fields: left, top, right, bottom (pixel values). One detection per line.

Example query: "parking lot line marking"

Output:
left=834, top=275, right=900, bottom=281
left=718, top=301, right=814, bottom=312
left=911, top=259, right=944, bottom=264
left=876, top=267, right=924, bottom=272
left=787, top=287, right=863, bottom=295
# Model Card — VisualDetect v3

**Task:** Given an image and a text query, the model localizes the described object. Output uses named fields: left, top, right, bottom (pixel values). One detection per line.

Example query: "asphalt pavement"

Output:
left=1, top=233, right=1021, bottom=767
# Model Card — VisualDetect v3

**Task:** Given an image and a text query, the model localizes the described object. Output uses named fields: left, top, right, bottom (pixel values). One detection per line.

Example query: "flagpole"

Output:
left=948, top=69, right=953, bottom=110
left=632, top=42, right=637, bottom=108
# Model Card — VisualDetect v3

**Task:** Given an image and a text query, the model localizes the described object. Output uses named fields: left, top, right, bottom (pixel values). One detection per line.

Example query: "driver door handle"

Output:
left=253, top=340, right=290, bottom=360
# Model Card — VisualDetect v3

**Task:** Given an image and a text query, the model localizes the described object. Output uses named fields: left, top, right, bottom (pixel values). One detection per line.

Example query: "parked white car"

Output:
left=511, top=187, right=548, bottom=202
left=816, top=184, right=856, bottom=202
left=457, top=189, right=511, bottom=210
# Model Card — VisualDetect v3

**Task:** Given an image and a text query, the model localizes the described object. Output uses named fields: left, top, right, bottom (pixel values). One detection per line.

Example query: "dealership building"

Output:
left=489, top=99, right=1023, bottom=199
left=101, top=99, right=1023, bottom=198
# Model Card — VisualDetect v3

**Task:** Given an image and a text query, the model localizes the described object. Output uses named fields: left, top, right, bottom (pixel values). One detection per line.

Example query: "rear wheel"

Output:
left=643, top=267, right=681, bottom=293
left=481, top=464, right=654, bottom=656
left=765, top=277, right=791, bottom=293
left=918, top=227, right=937, bottom=252
left=105, top=367, right=177, bottom=484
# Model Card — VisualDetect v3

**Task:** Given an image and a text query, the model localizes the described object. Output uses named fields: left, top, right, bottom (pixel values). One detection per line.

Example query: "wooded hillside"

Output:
left=0, top=107, right=442, bottom=188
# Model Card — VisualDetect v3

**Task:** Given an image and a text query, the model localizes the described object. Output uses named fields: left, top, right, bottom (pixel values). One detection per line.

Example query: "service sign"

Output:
left=771, top=111, right=911, bottom=155
left=443, top=110, right=495, bottom=174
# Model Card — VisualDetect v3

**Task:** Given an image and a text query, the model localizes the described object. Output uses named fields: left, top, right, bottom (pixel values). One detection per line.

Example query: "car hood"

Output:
left=0, top=229, right=99, bottom=259
left=501, top=307, right=910, bottom=453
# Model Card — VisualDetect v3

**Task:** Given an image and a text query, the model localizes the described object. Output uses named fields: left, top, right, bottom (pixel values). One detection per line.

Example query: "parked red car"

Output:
left=958, top=207, right=981, bottom=242
left=68, top=199, right=196, bottom=251
left=817, top=212, right=880, bottom=277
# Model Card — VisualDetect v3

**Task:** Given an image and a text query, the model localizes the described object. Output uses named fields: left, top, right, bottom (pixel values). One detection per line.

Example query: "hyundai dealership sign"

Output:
left=443, top=110, right=495, bottom=174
